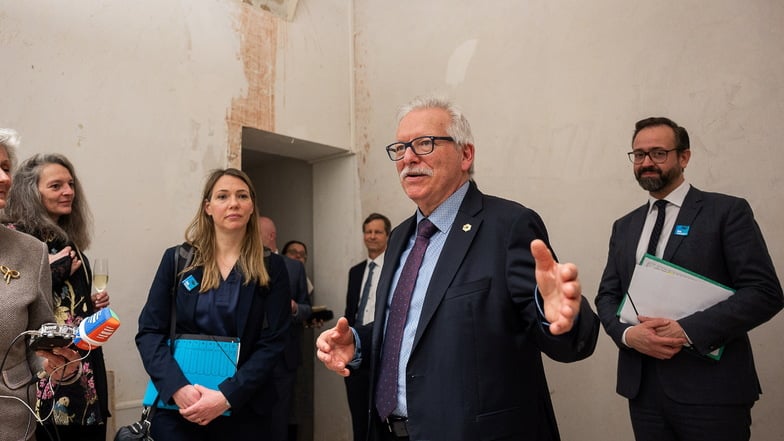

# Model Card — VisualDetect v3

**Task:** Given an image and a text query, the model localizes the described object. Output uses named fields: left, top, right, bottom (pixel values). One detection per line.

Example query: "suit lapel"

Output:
left=627, top=205, right=648, bottom=266
left=347, top=263, right=364, bottom=323
left=177, top=267, right=202, bottom=329
left=412, top=182, right=482, bottom=351
left=235, top=280, right=257, bottom=337
left=663, top=186, right=702, bottom=261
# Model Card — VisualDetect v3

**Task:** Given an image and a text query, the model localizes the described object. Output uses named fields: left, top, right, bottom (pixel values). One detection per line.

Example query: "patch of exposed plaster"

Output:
left=226, top=4, right=278, bottom=167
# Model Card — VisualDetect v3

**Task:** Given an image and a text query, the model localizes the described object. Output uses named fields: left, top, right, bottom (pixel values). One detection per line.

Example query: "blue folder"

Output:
left=143, top=334, right=240, bottom=415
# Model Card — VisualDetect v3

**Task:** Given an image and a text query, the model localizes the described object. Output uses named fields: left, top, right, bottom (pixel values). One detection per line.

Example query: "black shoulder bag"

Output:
left=114, top=245, right=193, bottom=441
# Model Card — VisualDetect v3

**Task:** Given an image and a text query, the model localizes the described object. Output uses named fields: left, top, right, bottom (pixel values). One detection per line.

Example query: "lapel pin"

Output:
left=462, top=224, right=472, bottom=232
left=182, top=275, right=200, bottom=292
left=0, top=265, right=20, bottom=284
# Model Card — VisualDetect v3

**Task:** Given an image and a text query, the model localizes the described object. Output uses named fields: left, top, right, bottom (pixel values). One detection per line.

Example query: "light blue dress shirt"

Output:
left=385, top=181, right=470, bottom=416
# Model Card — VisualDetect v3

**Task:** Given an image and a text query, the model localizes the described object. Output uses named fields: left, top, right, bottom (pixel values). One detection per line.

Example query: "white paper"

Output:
left=619, top=256, right=735, bottom=325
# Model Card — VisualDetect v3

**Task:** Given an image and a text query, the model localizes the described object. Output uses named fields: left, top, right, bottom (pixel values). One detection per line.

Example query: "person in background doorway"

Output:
left=282, top=240, right=314, bottom=298
left=4, top=153, right=111, bottom=441
left=595, top=117, right=783, bottom=441
left=258, top=216, right=311, bottom=441
left=258, top=216, right=279, bottom=253
left=343, top=213, right=390, bottom=441
left=281, top=238, right=326, bottom=441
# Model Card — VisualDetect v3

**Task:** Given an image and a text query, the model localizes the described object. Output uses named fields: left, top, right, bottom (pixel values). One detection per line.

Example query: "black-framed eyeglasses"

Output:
left=385, top=136, right=454, bottom=161
left=627, top=148, right=681, bottom=164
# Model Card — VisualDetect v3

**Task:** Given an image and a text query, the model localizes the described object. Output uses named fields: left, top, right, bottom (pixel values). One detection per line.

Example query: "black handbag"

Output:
left=114, top=245, right=193, bottom=441
left=113, top=406, right=155, bottom=441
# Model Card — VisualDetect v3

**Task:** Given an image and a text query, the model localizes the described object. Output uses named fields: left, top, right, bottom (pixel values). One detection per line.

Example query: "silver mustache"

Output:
left=400, top=166, right=434, bottom=179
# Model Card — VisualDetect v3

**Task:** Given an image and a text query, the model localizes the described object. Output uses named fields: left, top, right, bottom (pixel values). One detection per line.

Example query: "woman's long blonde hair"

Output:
left=184, top=168, right=269, bottom=291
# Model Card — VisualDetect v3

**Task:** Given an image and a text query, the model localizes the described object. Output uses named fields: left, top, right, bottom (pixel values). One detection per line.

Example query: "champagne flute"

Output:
left=93, top=258, right=109, bottom=294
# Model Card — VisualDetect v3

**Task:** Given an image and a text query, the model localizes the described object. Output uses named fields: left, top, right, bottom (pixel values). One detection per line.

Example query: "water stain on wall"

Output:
left=226, top=5, right=278, bottom=167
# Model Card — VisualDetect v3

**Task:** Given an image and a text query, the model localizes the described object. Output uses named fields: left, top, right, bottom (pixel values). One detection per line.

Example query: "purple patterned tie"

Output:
left=375, top=218, right=438, bottom=420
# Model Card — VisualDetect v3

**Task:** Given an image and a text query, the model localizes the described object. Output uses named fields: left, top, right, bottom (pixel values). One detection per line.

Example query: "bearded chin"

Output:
left=637, top=177, right=665, bottom=192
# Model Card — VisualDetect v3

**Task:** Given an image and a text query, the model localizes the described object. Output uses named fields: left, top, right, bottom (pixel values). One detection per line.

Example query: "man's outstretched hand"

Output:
left=315, top=317, right=356, bottom=377
left=531, top=239, right=582, bottom=335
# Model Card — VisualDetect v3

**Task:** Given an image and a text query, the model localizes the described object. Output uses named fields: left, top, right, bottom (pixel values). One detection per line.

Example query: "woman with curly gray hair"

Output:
left=0, top=130, right=78, bottom=441
left=4, top=152, right=111, bottom=441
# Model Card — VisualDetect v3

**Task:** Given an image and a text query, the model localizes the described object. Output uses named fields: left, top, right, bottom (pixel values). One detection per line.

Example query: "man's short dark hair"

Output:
left=633, top=117, right=690, bottom=150
left=363, top=213, right=391, bottom=235
left=282, top=240, right=307, bottom=256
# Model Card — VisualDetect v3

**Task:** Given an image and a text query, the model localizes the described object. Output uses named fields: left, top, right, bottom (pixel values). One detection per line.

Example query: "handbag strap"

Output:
left=168, top=243, right=194, bottom=345
left=146, top=244, right=194, bottom=418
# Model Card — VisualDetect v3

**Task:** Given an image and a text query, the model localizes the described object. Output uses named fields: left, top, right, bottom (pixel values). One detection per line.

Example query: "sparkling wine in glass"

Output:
left=93, top=258, right=109, bottom=293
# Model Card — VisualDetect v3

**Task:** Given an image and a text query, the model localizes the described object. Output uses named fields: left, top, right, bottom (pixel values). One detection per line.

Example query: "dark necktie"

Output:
left=375, top=218, right=438, bottom=420
left=356, top=261, right=376, bottom=325
left=646, top=199, right=668, bottom=256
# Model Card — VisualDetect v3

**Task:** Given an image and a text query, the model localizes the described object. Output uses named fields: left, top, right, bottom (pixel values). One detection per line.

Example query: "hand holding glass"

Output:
left=93, top=258, right=109, bottom=293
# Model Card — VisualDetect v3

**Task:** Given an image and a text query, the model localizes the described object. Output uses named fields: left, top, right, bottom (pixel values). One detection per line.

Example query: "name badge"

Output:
left=674, top=225, right=690, bottom=236
left=182, top=275, right=200, bottom=292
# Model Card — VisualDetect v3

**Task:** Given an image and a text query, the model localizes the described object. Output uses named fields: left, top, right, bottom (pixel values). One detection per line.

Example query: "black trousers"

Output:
left=36, top=423, right=106, bottom=441
left=149, top=407, right=274, bottom=441
left=345, top=366, right=371, bottom=441
left=629, top=358, right=752, bottom=441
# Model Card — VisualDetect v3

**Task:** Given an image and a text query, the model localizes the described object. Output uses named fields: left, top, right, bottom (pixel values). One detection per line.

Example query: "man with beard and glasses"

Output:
left=595, top=117, right=783, bottom=441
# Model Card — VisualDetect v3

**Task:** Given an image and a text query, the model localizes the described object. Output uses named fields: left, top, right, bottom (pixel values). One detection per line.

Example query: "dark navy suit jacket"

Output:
left=345, top=260, right=373, bottom=441
left=596, top=186, right=783, bottom=405
left=365, top=181, right=599, bottom=441
left=280, top=255, right=311, bottom=370
left=136, top=246, right=291, bottom=416
left=345, top=260, right=374, bottom=349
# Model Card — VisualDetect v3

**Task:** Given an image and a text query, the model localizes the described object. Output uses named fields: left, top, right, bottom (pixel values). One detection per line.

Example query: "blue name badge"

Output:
left=674, top=225, right=690, bottom=236
left=182, top=275, right=199, bottom=292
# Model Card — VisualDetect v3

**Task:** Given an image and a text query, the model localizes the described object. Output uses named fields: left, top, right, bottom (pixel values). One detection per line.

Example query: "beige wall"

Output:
left=1, top=0, right=782, bottom=440
left=352, top=1, right=784, bottom=440
left=0, top=0, right=354, bottom=435
left=0, top=0, right=248, bottom=428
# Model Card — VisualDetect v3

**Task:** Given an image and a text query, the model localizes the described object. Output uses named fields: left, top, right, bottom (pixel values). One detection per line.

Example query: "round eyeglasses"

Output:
left=385, top=136, right=454, bottom=161
left=627, top=148, right=681, bottom=164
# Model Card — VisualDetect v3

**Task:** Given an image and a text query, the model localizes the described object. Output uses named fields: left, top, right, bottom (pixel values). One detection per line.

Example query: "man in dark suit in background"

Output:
left=344, top=212, right=391, bottom=441
left=317, top=96, right=599, bottom=441
left=258, top=215, right=312, bottom=441
left=595, top=117, right=783, bottom=441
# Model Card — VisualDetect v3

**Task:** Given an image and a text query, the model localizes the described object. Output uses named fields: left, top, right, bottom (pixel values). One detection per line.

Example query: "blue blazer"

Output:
left=136, top=246, right=290, bottom=415
left=596, top=186, right=783, bottom=405
left=366, top=181, right=599, bottom=441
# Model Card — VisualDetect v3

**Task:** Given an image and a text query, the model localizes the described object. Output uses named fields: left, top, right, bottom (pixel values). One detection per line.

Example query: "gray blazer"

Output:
left=0, top=225, right=53, bottom=441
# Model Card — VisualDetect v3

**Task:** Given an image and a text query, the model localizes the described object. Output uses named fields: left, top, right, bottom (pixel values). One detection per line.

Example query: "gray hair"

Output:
left=4, top=153, right=93, bottom=250
left=0, top=128, right=21, bottom=169
left=397, top=96, right=475, bottom=174
left=397, top=96, right=475, bottom=147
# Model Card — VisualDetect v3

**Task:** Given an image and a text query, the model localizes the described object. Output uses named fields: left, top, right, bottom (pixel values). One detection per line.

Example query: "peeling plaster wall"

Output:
left=0, top=0, right=353, bottom=434
left=2, top=0, right=782, bottom=439
left=228, top=6, right=277, bottom=165
left=352, top=1, right=784, bottom=440
left=0, top=2, right=247, bottom=428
